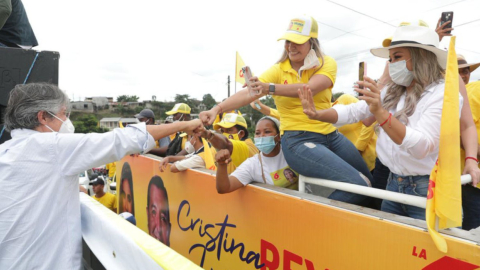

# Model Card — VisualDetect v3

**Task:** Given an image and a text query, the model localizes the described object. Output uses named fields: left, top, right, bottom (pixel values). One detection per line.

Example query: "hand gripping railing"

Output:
left=299, top=174, right=473, bottom=209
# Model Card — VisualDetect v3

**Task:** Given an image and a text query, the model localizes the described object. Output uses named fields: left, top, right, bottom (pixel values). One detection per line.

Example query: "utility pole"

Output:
left=227, top=75, right=231, bottom=97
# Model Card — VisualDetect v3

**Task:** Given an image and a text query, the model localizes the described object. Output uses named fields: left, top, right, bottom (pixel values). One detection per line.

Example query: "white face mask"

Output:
left=174, top=114, right=184, bottom=123
left=185, top=137, right=196, bottom=154
left=298, top=48, right=320, bottom=77
left=45, top=111, right=75, bottom=134
left=389, top=59, right=414, bottom=87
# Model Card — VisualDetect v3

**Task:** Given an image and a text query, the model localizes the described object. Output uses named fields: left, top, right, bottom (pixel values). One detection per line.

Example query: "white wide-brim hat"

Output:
left=371, top=25, right=447, bottom=69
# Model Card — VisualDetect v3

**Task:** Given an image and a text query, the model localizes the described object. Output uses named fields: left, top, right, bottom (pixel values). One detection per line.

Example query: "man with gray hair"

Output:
left=0, top=83, right=203, bottom=269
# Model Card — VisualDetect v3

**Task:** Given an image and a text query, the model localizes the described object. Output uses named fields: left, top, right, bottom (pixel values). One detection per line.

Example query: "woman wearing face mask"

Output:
left=299, top=25, right=478, bottom=220
left=159, top=134, right=212, bottom=173
left=200, top=15, right=372, bottom=204
left=215, top=116, right=298, bottom=193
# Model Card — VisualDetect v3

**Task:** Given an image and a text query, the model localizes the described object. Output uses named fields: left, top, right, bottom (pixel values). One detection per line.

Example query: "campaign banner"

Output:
left=117, top=155, right=480, bottom=270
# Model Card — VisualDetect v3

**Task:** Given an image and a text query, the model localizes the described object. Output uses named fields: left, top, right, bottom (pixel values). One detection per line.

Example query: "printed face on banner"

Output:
left=269, top=166, right=298, bottom=188
left=120, top=179, right=133, bottom=214
left=146, top=176, right=171, bottom=246
left=119, top=162, right=135, bottom=216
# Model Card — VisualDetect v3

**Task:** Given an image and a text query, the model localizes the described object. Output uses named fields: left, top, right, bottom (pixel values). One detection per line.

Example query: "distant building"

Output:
left=197, top=103, right=207, bottom=112
left=85, top=97, right=113, bottom=104
left=100, top=117, right=138, bottom=130
left=71, top=101, right=95, bottom=113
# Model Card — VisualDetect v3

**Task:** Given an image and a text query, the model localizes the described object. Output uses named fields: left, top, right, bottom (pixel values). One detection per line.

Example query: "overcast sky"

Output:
left=22, top=0, right=480, bottom=103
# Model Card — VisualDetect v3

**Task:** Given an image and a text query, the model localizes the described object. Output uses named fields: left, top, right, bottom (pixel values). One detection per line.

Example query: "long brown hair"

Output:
left=382, top=47, right=444, bottom=124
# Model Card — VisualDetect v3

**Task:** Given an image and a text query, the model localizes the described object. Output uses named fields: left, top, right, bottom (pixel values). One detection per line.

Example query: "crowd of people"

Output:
left=0, top=13, right=480, bottom=270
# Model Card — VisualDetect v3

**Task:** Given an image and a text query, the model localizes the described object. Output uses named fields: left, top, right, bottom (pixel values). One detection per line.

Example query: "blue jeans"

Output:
left=281, top=130, right=373, bottom=205
left=369, top=158, right=391, bottom=210
left=462, top=184, right=480, bottom=230
left=381, top=173, right=429, bottom=220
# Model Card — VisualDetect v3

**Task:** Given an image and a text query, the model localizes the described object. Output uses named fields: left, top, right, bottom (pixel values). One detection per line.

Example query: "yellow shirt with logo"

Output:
left=227, top=138, right=259, bottom=174
left=92, top=192, right=117, bottom=212
left=334, top=94, right=377, bottom=171
left=259, top=56, right=337, bottom=135
left=461, top=81, right=480, bottom=177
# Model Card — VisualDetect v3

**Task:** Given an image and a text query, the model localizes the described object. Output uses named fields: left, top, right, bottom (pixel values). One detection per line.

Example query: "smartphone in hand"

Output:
left=358, top=62, right=366, bottom=96
left=242, top=66, right=260, bottom=96
left=440, top=11, right=454, bottom=34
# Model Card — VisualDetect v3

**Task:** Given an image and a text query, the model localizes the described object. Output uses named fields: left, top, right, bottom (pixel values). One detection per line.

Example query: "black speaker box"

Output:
left=0, top=48, right=59, bottom=124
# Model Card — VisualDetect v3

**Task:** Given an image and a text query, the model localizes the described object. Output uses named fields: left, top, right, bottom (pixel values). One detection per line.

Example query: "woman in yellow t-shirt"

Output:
left=199, top=15, right=372, bottom=205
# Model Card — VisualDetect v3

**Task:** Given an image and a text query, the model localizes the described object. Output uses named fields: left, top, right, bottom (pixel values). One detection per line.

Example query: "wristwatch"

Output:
left=268, top=83, right=275, bottom=95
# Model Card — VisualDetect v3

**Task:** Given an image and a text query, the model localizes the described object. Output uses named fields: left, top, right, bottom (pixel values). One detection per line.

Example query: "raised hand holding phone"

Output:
left=242, top=66, right=260, bottom=96
left=358, top=62, right=366, bottom=96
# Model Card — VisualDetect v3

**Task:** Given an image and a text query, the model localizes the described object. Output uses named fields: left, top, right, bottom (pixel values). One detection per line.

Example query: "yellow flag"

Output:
left=119, top=121, right=124, bottom=128
left=426, top=36, right=462, bottom=253
left=235, top=51, right=246, bottom=84
left=202, top=138, right=217, bottom=171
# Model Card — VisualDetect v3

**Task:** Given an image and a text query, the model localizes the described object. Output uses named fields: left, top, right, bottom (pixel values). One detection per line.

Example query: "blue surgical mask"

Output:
left=254, top=135, right=278, bottom=154
left=389, top=59, right=414, bottom=87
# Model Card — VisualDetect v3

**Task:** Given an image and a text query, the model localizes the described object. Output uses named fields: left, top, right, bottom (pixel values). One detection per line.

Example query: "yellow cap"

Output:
left=213, top=113, right=248, bottom=130
left=278, top=15, right=318, bottom=44
left=166, top=103, right=191, bottom=115
left=382, top=20, right=429, bottom=47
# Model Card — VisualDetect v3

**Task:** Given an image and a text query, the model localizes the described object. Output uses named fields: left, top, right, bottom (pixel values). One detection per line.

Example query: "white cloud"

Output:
left=22, top=0, right=480, bottom=103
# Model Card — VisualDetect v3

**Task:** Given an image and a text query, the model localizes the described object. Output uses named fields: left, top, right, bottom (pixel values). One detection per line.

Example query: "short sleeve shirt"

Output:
left=92, top=192, right=117, bottom=212
left=231, top=149, right=298, bottom=190
left=259, top=56, right=337, bottom=135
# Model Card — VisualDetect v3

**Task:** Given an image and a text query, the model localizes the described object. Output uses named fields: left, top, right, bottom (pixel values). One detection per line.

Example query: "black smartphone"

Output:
left=441, top=11, right=454, bottom=34
left=358, top=62, right=366, bottom=96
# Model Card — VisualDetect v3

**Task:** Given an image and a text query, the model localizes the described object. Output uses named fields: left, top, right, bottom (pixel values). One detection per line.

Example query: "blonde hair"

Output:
left=382, top=47, right=444, bottom=124
left=276, top=38, right=324, bottom=71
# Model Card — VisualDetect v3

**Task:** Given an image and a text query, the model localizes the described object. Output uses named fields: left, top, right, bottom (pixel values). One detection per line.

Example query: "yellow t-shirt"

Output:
left=106, top=162, right=116, bottom=178
left=259, top=56, right=337, bottom=135
left=227, top=138, right=259, bottom=174
left=461, top=81, right=480, bottom=174
left=269, top=108, right=280, bottom=120
left=334, top=94, right=377, bottom=171
left=93, top=193, right=117, bottom=212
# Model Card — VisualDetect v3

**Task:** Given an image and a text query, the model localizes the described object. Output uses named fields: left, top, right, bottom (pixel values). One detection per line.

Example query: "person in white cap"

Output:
left=200, top=15, right=372, bottom=205
left=299, top=24, right=479, bottom=220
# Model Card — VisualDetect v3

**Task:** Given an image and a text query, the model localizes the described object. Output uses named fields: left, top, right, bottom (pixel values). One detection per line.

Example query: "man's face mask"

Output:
left=223, top=131, right=241, bottom=141
left=45, top=111, right=75, bottom=134
left=185, top=137, right=196, bottom=154
left=174, top=114, right=184, bottom=122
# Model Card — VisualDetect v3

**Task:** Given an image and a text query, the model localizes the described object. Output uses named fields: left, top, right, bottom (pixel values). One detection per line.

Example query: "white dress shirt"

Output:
left=0, top=123, right=155, bottom=270
left=333, top=81, right=463, bottom=176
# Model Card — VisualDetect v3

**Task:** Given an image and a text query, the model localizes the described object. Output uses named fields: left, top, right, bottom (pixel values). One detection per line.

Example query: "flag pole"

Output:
left=235, top=51, right=237, bottom=94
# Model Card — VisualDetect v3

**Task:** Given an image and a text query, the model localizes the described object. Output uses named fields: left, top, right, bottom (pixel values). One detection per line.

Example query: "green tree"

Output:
left=73, top=115, right=109, bottom=133
left=202, top=94, right=217, bottom=110
left=117, top=95, right=139, bottom=102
